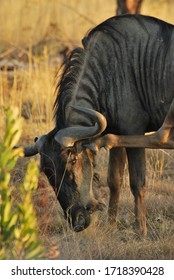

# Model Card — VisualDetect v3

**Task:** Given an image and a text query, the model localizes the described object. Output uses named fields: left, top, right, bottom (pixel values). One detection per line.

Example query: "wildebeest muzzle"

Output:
left=67, top=204, right=90, bottom=232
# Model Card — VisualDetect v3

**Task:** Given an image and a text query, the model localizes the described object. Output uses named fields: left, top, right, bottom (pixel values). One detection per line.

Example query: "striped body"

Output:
left=56, top=15, right=174, bottom=135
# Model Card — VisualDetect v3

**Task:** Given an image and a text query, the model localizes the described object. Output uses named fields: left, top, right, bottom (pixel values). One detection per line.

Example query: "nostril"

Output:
left=73, top=225, right=84, bottom=232
left=77, top=214, right=85, bottom=226
left=86, top=205, right=90, bottom=211
left=73, top=214, right=86, bottom=231
left=69, top=205, right=90, bottom=232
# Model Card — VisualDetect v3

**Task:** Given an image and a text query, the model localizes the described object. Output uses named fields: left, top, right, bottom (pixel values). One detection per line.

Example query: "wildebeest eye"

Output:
left=68, top=155, right=78, bottom=165
left=68, top=159, right=77, bottom=165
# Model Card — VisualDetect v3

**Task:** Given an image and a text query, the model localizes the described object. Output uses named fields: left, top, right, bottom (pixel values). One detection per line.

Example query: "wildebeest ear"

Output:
left=23, top=134, right=48, bottom=157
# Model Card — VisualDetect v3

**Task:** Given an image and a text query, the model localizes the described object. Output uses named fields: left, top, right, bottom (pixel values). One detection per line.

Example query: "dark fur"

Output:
left=45, top=14, right=174, bottom=234
left=55, top=15, right=174, bottom=133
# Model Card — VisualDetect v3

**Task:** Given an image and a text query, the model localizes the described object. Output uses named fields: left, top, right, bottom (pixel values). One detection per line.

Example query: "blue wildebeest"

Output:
left=24, top=14, right=174, bottom=236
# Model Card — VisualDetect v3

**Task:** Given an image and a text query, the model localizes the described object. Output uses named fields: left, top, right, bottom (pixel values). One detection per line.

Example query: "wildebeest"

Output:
left=24, top=14, right=174, bottom=236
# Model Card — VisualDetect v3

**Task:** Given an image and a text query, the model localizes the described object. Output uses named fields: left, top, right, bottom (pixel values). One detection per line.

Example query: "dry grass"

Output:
left=1, top=0, right=174, bottom=53
left=1, top=45, right=174, bottom=260
left=33, top=164, right=174, bottom=260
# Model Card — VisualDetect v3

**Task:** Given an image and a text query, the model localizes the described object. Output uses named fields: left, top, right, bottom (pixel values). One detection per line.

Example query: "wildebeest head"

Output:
left=24, top=106, right=107, bottom=232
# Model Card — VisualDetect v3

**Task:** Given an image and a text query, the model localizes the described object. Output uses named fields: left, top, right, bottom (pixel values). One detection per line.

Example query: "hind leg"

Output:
left=107, top=147, right=126, bottom=223
left=126, top=148, right=147, bottom=237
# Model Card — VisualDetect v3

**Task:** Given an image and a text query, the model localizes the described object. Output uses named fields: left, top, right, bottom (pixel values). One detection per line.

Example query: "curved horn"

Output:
left=24, top=135, right=47, bottom=157
left=54, top=106, right=107, bottom=148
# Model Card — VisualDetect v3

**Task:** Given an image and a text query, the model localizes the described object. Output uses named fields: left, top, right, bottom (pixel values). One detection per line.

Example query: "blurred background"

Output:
left=0, top=0, right=174, bottom=54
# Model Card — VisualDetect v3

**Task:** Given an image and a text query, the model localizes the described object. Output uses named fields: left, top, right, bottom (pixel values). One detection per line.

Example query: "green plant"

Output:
left=0, top=107, right=45, bottom=259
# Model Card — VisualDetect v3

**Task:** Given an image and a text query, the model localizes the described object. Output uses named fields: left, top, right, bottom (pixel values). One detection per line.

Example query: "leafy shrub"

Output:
left=0, top=107, right=45, bottom=259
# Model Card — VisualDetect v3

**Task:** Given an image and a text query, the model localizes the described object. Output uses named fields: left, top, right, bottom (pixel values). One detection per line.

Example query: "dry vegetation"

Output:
left=1, top=0, right=174, bottom=260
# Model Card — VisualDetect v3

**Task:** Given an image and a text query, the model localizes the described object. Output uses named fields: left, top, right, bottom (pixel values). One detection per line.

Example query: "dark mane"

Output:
left=54, top=47, right=85, bottom=129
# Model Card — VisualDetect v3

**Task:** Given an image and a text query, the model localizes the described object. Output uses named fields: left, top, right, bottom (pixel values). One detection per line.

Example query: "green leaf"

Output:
left=3, top=201, right=12, bottom=222
left=2, top=224, right=16, bottom=241
left=25, top=242, right=45, bottom=259
left=0, top=106, right=45, bottom=259
left=7, top=213, right=18, bottom=229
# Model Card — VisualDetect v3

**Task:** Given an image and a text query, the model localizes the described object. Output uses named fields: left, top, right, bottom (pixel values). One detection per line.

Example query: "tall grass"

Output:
left=0, top=47, right=56, bottom=137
